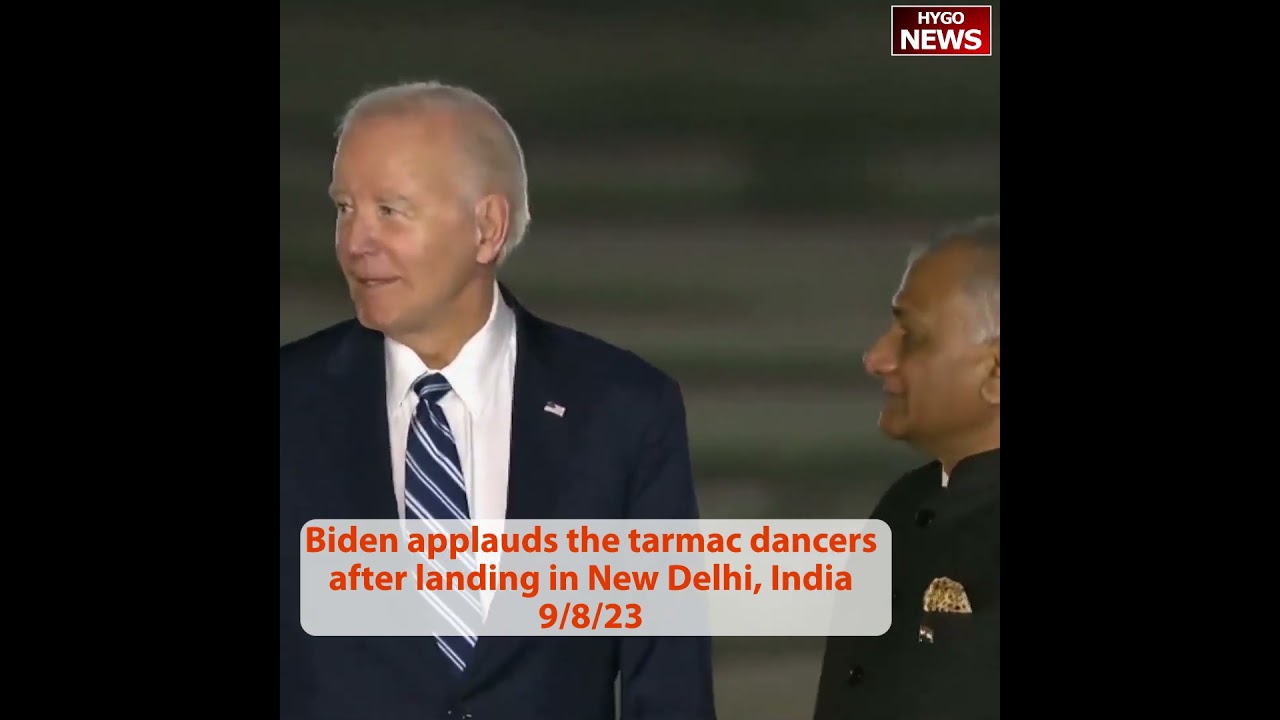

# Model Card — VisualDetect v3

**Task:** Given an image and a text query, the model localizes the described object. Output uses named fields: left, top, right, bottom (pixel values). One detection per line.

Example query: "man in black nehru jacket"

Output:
left=813, top=215, right=1000, bottom=720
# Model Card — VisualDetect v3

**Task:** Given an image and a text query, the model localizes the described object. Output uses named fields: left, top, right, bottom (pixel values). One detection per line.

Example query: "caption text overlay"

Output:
left=300, top=519, right=891, bottom=637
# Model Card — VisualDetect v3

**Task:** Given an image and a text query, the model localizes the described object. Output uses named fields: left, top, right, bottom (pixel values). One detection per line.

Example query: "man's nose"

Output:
left=863, top=336, right=896, bottom=377
left=340, top=215, right=380, bottom=256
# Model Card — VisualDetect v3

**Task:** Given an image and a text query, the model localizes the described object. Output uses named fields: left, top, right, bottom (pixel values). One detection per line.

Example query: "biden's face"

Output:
left=330, top=113, right=483, bottom=339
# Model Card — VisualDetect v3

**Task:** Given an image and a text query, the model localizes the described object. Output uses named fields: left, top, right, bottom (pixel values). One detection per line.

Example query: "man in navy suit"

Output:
left=280, top=80, right=716, bottom=720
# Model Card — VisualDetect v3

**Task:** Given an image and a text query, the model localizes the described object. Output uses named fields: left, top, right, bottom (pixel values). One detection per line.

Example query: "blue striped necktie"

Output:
left=404, top=372, right=482, bottom=674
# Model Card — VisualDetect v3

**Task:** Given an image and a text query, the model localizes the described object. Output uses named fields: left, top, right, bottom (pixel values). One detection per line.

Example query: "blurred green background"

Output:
left=281, top=2, right=998, bottom=716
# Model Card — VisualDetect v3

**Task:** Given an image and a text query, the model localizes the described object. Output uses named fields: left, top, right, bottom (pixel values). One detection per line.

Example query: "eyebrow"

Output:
left=382, top=194, right=414, bottom=207
left=324, top=188, right=413, bottom=207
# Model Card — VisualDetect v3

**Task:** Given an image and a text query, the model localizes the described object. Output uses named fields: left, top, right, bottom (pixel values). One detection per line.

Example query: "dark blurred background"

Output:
left=281, top=1, right=998, bottom=715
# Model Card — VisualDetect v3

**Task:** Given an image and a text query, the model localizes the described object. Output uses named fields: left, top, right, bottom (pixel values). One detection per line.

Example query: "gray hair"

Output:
left=908, top=214, right=1000, bottom=344
left=337, top=80, right=531, bottom=264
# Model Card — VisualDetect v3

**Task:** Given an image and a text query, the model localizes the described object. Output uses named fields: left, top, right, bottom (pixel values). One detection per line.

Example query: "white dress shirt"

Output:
left=384, top=284, right=517, bottom=614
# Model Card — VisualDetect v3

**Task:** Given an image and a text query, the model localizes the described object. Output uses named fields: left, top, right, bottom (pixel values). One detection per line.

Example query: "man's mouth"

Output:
left=356, top=277, right=397, bottom=287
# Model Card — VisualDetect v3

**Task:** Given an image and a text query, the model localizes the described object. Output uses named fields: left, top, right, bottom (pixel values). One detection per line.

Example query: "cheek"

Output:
left=905, top=356, right=975, bottom=404
left=399, top=220, right=474, bottom=277
left=899, top=356, right=945, bottom=401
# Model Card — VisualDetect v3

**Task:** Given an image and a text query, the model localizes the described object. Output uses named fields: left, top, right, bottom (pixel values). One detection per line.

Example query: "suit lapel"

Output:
left=504, top=308, right=575, bottom=522
left=325, top=322, right=398, bottom=520
left=463, top=287, right=579, bottom=692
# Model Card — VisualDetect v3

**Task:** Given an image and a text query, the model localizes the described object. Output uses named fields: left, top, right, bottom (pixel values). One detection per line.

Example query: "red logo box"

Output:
left=891, top=5, right=993, bottom=57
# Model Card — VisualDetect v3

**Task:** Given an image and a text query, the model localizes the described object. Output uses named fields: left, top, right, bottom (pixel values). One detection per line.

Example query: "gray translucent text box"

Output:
left=300, top=519, right=890, bottom=637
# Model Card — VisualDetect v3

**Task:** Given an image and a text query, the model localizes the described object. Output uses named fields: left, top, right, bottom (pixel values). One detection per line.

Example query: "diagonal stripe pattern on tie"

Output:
left=404, top=372, right=482, bottom=674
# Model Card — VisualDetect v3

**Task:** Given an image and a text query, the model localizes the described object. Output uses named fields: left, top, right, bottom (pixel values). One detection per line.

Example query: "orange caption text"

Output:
left=306, top=525, right=877, bottom=596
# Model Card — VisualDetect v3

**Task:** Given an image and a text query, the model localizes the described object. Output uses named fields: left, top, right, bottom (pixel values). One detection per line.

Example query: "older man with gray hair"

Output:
left=280, top=81, right=715, bottom=720
left=813, top=215, right=1000, bottom=720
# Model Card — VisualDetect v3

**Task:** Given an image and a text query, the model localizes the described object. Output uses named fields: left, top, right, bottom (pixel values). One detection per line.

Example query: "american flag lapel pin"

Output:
left=543, top=401, right=566, bottom=417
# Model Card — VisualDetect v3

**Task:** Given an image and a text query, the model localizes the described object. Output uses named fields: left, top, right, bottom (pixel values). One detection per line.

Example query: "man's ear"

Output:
left=979, top=340, right=1000, bottom=406
left=473, top=194, right=510, bottom=265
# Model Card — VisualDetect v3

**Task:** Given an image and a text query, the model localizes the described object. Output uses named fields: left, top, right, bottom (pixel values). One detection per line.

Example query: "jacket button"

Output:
left=847, top=665, right=865, bottom=686
left=918, top=624, right=934, bottom=643
left=915, top=509, right=935, bottom=527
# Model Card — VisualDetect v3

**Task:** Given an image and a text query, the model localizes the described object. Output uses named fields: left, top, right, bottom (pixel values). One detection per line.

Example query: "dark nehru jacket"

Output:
left=813, top=449, right=1000, bottom=720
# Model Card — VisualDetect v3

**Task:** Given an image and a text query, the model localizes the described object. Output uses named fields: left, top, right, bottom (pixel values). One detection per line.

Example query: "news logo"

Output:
left=891, top=5, right=992, bottom=57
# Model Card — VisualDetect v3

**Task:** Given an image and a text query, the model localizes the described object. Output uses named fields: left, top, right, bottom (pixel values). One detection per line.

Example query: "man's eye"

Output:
left=335, top=202, right=353, bottom=214
left=378, top=205, right=398, bottom=217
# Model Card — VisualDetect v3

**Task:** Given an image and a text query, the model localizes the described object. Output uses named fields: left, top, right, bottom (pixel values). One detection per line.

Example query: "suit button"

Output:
left=847, top=665, right=865, bottom=686
left=915, top=509, right=935, bottom=527
left=892, top=588, right=899, bottom=602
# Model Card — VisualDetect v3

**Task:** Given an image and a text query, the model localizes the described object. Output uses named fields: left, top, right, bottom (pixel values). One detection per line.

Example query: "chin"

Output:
left=877, top=412, right=909, bottom=440
left=354, top=303, right=402, bottom=334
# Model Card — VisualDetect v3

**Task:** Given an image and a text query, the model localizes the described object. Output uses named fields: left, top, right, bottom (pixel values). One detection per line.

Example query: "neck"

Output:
left=398, top=278, right=495, bottom=369
left=934, top=418, right=1000, bottom=475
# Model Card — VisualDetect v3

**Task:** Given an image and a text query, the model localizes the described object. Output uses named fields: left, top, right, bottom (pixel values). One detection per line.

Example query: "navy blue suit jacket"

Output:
left=280, top=286, right=716, bottom=720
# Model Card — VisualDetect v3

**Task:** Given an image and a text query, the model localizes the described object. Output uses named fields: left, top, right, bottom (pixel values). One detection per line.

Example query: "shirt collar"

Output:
left=939, top=448, right=999, bottom=495
left=384, top=283, right=516, bottom=414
